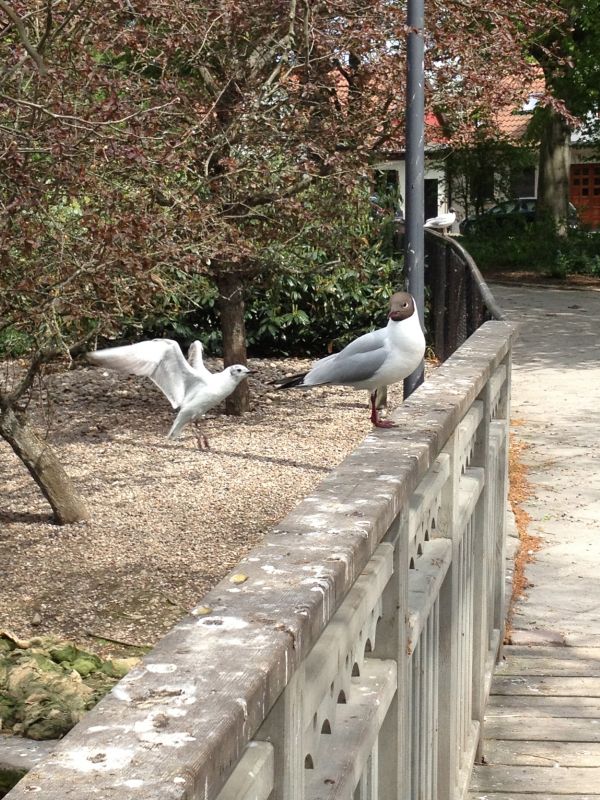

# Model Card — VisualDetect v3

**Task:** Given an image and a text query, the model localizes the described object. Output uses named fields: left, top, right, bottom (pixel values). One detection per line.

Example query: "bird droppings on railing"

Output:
left=236, top=699, right=249, bottom=721
left=133, top=717, right=197, bottom=748
left=112, top=684, right=133, bottom=703
left=53, top=746, right=135, bottom=774
left=146, top=663, right=178, bottom=674
left=197, top=617, right=249, bottom=631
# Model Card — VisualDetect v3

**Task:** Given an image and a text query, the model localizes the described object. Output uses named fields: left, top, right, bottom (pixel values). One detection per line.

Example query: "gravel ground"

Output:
left=1, top=356, right=405, bottom=657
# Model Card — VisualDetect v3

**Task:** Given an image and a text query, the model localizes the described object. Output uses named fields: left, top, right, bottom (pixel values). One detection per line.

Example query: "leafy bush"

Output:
left=136, top=190, right=405, bottom=357
left=0, top=327, right=34, bottom=358
left=144, top=249, right=403, bottom=357
left=461, top=222, right=600, bottom=277
left=244, top=253, right=402, bottom=356
left=461, top=219, right=560, bottom=271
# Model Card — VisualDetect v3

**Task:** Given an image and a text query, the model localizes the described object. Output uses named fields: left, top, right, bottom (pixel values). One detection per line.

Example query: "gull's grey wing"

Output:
left=336, top=327, right=387, bottom=357
left=87, top=339, right=204, bottom=408
left=308, top=327, right=386, bottom=370
left=305, top=347, right=388, bottom=387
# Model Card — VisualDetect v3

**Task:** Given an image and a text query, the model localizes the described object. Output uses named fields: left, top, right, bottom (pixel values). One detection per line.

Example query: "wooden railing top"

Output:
left=6, top=321, right=517, bottom=800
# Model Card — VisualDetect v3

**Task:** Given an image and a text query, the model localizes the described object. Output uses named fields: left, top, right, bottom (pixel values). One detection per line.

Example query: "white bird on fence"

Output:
left=424, top=208, right=456, bottom=235
left=86, top=339, right=252, bottom=449
left=272, top=292, right=425, bottom=428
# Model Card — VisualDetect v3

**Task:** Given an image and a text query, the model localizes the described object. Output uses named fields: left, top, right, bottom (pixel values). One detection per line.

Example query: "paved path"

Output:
left=470, top=284, right=600, bottom=799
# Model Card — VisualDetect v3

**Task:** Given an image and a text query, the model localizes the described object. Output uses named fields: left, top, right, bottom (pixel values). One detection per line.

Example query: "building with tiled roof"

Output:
left=374, top=74, right=600, bottom=230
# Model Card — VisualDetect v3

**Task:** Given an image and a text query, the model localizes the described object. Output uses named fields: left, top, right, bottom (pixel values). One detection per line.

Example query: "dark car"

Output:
left=459, top=197, right=580, bottom=234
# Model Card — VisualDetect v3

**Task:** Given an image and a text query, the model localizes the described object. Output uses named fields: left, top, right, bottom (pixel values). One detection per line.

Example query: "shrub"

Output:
left=144, top=249, right=403, bottom=358
left=461, top=222, right=600, bottom=276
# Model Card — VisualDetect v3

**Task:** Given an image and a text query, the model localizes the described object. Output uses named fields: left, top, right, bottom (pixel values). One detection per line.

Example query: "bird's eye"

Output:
left=402, top=302, right=408, bottom=308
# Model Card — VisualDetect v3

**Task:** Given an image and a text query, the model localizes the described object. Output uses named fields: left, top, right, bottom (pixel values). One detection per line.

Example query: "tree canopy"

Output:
left=0, top=0, right=560, bottom=520
left=529, top=1, right=600, bottom=230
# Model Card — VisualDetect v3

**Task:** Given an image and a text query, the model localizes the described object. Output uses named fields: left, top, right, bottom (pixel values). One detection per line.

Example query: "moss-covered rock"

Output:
left=100, top=657, right=139, bottom=679
left=0, top=631, right=139, bottom=740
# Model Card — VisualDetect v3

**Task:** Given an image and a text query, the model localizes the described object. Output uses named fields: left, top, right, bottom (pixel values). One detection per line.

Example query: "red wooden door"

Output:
left=570, top=163, right=600, bottom=229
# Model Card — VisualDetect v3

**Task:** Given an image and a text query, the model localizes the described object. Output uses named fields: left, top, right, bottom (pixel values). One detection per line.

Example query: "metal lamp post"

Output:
left=403, top=0, right=426, bottom=398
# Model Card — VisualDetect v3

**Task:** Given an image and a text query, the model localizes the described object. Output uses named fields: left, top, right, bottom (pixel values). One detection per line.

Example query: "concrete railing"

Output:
left=5, top=321, right=514, bottom=800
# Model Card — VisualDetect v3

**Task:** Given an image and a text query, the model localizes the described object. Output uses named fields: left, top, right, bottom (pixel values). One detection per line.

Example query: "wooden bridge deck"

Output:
left=469, top=644, right=600, bottom=799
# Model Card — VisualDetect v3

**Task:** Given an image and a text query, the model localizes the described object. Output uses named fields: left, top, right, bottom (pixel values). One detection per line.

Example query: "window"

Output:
left=510, top=166, right=536, bottom=198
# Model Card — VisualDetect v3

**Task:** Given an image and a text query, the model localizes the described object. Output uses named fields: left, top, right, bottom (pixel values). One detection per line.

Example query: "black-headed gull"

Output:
left=273, top=292, right=425, bottom=428
left=86, top=339, right=252, bottom=448
left=424, top=209, right=456, bottom=234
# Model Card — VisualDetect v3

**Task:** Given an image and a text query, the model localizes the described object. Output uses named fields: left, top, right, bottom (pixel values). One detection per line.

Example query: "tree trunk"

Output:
left=215, top=270, right=249, bottom=415
left=0, top=402, right=89, bottom=524
left=536, top=107, right=571, bottom=237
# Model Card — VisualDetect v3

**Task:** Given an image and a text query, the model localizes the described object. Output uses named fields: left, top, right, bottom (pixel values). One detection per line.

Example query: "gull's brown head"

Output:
left=388, top=292, right=415, bottom=321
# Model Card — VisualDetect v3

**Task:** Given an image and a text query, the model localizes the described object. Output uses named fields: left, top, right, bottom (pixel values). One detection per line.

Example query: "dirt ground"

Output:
left=1, top=355, right=406, bottom=658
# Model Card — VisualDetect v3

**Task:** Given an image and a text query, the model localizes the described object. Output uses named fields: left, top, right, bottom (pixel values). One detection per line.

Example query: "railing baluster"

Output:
left=255, top=669, right=304, bottom=800
left=376, top=516, right=410, bottom=800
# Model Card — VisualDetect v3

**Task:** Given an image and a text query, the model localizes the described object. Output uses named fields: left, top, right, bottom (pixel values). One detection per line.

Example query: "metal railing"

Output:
left=424, top=229, right=506, bottom=362
left=5, top=320, right=515, bottom=800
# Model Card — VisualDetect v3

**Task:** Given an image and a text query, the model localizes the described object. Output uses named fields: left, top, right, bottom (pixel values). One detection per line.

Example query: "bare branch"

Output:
left=0, top=93, right=181, bottom=129
left=224, top=173, right=314, bottom=217
left=0, top=0, right=47, bottom=74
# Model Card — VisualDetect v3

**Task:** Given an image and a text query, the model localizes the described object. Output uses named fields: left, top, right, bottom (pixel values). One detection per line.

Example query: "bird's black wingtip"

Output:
left=269, top=372, right=308, bottom=389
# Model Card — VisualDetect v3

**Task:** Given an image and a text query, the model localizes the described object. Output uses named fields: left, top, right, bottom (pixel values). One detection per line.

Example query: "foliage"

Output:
left=461, top=224, right=600, bottom=276
left=445, top=140, right=537, bottom=219
left=0, top=0, right=560, bottom=363
left=132, top=192, right=403, bottom=356
left=531, top=1, right=600, bottom=121
left=0, top=0, right=564, bottom=515
left=527, top=2, right=600, bottom=229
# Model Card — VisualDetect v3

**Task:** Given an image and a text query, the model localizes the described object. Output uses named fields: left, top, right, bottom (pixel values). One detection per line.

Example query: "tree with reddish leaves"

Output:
left=1, top=0, right=556, bottom=522
left=529, top=1, right=600, bottom=234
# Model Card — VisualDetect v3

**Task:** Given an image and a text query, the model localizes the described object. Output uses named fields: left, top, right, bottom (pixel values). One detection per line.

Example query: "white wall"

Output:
left=374, top=158, right=447, bottom=215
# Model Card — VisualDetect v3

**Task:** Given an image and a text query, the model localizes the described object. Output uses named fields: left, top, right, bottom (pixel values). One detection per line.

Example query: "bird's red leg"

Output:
left=370, top=392, right=395, bottom=428
left=193, top=421, right=211, bottom=450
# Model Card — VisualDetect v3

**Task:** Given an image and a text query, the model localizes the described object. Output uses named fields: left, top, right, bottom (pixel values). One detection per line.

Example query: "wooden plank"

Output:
left=498, top=655, right=600, bottom=678
left=492, top=676, right=600, bottom=697
left=471, top=765, right=600, bottom=794
left=504, top=647, right=600, bottom=662
left=470, top=794, right=600, bottom=799
left=482, top=739, right=600, bottom=768
left=484, top=717, right=600, bottom=743
left=487, top=695, right=600, bottom=719
left=216, top=742, right=274, bottom=800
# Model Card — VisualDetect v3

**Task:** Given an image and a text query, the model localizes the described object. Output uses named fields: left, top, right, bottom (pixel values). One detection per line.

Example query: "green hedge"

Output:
left=145, top=249, right=403, bottom=357
left=461, top=222, right=600, bottom=276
